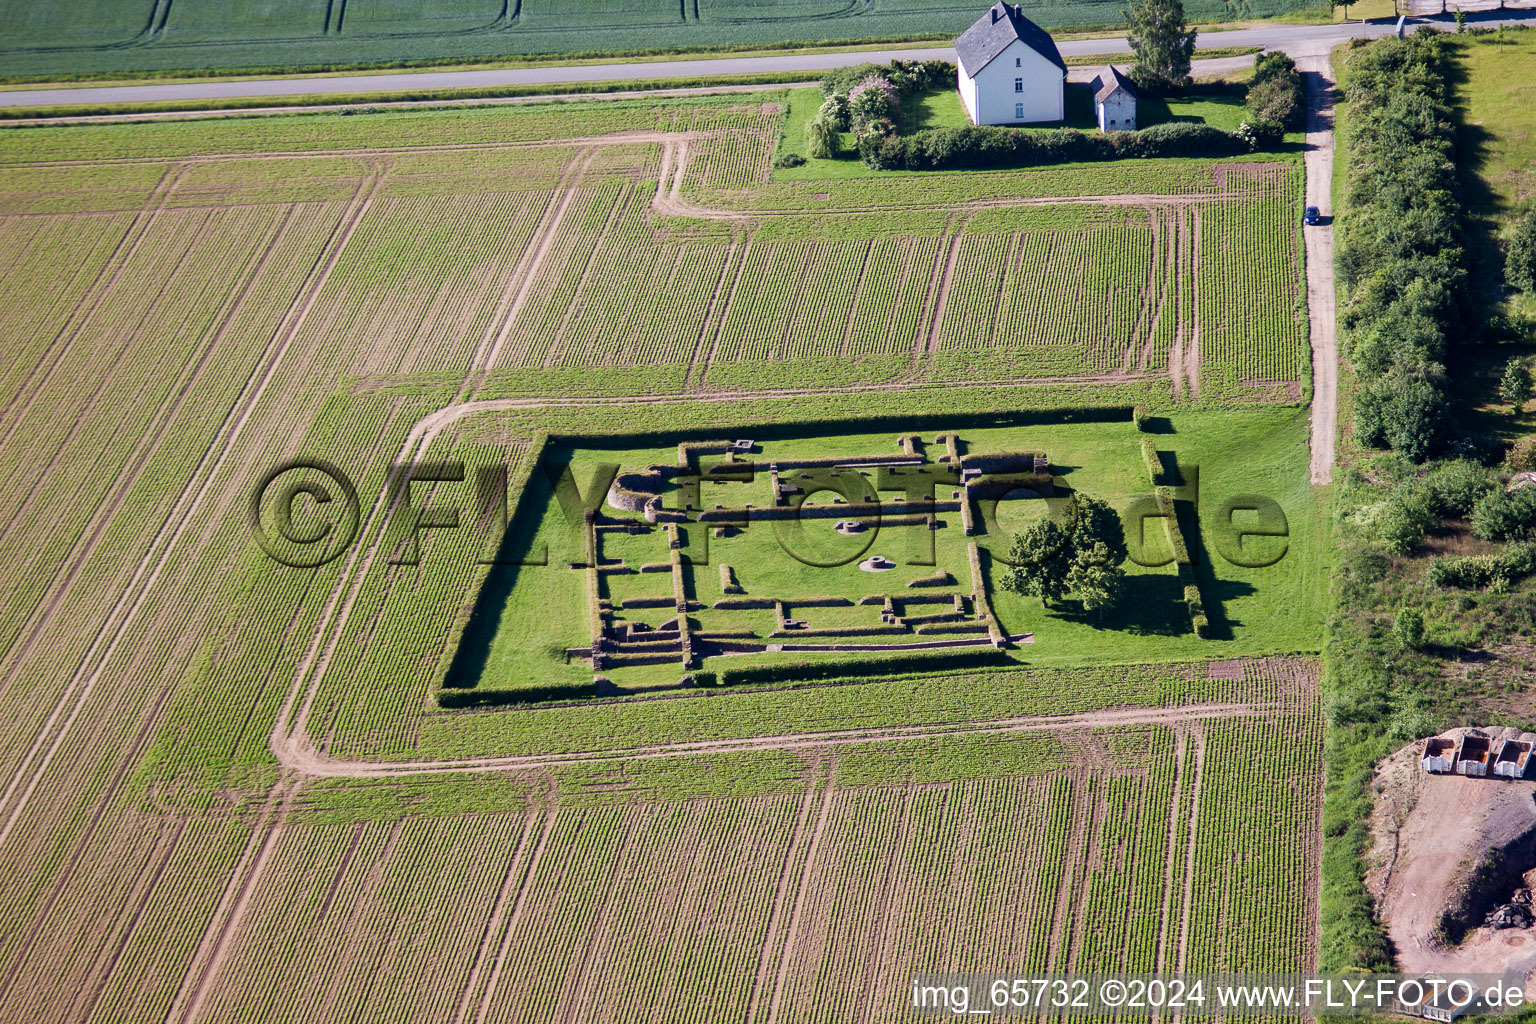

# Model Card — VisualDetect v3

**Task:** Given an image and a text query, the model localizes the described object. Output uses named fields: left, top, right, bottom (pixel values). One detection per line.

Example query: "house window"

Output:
left=1015, top=103, right=1024, bottom=118
left=1014, top=78, right=1023, bottom=92
left=1015, top=57, right=1021, bottom=67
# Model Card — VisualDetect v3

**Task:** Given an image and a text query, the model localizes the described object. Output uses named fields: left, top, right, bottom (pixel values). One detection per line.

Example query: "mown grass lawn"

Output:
left=466, top=406, right=1327, bottom=695
left=772, top=79, right=1265, bottom=182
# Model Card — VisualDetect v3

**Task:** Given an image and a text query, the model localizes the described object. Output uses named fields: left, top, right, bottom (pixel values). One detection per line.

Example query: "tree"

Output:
left=1246, top=52, right=1305, bottom=131
left=1392, top=607, right=1425, bottom=650
left=1066, top=542, right=1124, bottom=617
left=1060, top=492, right=1129, bottom=564
left=1001, top=519, right=1071, bottom=607
left=804, top=115, right=840, bottom=159
left=1500, top=357, right=1532, bottom=412
left=1001, top=492, right=1127, bottom=616
left=1126, top=0, right=1196, bottom=93
left=1509, top=209, right=1536, bottom=294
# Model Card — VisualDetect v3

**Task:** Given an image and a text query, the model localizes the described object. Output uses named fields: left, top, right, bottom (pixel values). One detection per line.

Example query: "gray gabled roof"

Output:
left=1091, top=64, right=1138, bottom=103
left=955, top=3, right=1068, bottom=79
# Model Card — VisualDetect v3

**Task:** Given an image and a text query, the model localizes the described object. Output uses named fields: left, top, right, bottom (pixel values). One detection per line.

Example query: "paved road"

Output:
left=2, top=9, right=1532, bottom=109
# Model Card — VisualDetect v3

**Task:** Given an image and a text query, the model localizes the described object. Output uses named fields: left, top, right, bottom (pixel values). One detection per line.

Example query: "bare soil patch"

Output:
left=1368, top=729, right=1536, bottom=978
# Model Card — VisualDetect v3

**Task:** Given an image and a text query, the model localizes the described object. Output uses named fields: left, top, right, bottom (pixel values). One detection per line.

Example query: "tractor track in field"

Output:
left=764, top=771, right=835, bottom=1024
left=1175, top=728, right=1206, bottom=972
left=452, top=803, right=542, bottom=1024
left=0, top=202, right=302, bottom=692
left=273, top=702, right=1274, bottom=779
left=164, top=774, right=303, bottom=1024
left=0, top=162, right=187, bottom=446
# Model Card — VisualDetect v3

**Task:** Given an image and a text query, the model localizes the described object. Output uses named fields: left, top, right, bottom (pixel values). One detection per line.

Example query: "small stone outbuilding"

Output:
left=1089, top=65, right=1138, bottom=132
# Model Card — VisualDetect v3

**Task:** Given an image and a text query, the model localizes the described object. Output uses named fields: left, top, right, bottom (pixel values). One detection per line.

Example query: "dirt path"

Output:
left=276, top=701, right=1273, bottom=778
left=1301, top=56, right=1338, bottom=486
left=258, top=130, right=1273, bottom=783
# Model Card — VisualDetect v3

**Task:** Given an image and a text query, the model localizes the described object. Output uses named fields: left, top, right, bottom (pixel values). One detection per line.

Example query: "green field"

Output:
left=1452, top=28, right=1536, bottom=320
left=0, top=0, right=1323, bottom=78
left=0, top=84, right=1331, bottom=1021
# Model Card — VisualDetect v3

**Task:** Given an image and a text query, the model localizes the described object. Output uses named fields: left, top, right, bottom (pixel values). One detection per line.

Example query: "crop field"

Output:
left=0, top=0, right=1323, bottom=77
left=0, top=90, right=1326, bottom=1022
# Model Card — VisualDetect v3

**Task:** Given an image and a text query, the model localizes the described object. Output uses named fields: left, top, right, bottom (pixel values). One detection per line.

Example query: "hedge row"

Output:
left=1337, top=32, right=1464, bottom=460
left=858, top=120, right=1271, bottom=172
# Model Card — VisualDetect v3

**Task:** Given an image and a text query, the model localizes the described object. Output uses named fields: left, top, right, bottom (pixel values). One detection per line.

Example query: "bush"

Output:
left=1247, top=51, right=1306, bottom=130
left=1425, top=459, right=1499, bottom=516
left=848, top=74, right=899, bottom=131
left=820, top=59, right=952, bottom=100
left=859, top=120, right=1254, bottom=172
left=1509, top=208, right=1536, bottom=294
left=1392, top=607, right=1425, bottom=649
left=773, top=152, right=806, bottom=169
left=818, top=93, right=851, bottom=132
left=1470, top=486, right=1536, bottom=542
left=1375, top=478, right=1439, bottom=554
left=1509, top=435, right=1536, bottom=472
left=1425, top=543, right=1536, bottom=590
left=1132, top=404, right=1150, bottom=431
left=1500, top=357, right=1532, bottom=411
left=1233, top=119, right=1283, bottom=152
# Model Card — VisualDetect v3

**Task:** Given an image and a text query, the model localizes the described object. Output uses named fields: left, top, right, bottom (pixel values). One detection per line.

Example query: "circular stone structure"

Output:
left=858, top=554, right=895, bottom=572
left=834, top=519, right=867, bottom=535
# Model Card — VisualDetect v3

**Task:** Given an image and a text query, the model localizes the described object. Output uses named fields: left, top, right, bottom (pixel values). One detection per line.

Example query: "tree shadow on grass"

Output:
left=1055, top=573, right=1189, bottom=634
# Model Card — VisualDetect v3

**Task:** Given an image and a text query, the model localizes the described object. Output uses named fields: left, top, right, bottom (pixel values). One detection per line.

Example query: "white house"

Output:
left=955, top=2, right=1066, bottom=126
left=1090, top=65, right=1138, bottom=132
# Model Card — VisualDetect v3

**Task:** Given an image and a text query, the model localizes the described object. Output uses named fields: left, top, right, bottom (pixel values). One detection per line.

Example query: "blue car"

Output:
left=1303, top=206, right=1321, bottom=226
